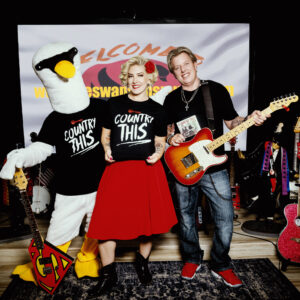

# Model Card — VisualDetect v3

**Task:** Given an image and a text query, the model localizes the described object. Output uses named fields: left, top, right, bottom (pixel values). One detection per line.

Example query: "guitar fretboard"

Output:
left=206, top=107, right=272, bottom=152
left=20, top=190, right=44, bottom=250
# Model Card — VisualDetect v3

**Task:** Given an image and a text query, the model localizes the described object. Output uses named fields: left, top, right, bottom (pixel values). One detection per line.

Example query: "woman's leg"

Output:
left=99, top=240, right=117, bottom=266
left=136, top=236, right=153, bottom=284
left=139, top=236, right=152, bottom=258
left=89, top=240, right=117, bottom=296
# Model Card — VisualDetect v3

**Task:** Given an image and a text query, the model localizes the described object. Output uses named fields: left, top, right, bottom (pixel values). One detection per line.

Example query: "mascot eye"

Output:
left=68, top=47, right=78, bottom=58
left=35, top=63, right=43, bottom=71
left=34, top=47, right=78, bottom=72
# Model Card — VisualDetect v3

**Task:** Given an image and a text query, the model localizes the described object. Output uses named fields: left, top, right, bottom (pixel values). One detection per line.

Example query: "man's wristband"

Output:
left=166, top=134, right=174, bottom=145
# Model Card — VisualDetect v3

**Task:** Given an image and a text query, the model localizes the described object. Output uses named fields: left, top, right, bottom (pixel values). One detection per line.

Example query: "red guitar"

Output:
left=229, top=137, right=240, bottom=209
left=165, top=95, right=298, bottom=186
left=13, top=168, right=73, bottom=294
left=277, top=117, right=300, bottom=265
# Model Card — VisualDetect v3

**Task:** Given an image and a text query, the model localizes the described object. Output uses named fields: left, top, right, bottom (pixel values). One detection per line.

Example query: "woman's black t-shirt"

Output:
left=103, top=94, right=168, bottom=161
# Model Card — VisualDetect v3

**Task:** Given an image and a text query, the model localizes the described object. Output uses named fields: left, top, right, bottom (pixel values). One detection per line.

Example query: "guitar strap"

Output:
left=200, top=80, right=215, bottom=132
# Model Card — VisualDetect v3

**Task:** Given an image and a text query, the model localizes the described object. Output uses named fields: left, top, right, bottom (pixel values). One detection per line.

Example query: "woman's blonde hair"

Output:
left=119, top=56, right=158, bottom=86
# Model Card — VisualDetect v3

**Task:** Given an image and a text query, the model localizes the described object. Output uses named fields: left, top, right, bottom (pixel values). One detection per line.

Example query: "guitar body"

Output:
left=232, top=185, right=241, bottom=209
left=164, top=128, right=227, bottom=185
left=277, top=204, right=300, bottom=264
left=29, top=239, right=73, bottom=294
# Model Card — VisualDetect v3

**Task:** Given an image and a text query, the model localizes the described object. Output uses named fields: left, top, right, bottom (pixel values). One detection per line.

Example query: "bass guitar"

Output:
left=13, top=168, right=73, bottom=294
left=277, top=117, right=300, bottom=266
left=164, top=95, right=298, bottom=186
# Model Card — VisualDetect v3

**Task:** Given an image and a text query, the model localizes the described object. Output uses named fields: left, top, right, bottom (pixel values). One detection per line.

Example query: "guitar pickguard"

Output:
left=189, top=139, right=227, bottom=171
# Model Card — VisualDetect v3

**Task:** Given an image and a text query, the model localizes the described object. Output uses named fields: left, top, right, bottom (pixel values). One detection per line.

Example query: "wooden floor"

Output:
left=0, top=208, right=299, bottom=296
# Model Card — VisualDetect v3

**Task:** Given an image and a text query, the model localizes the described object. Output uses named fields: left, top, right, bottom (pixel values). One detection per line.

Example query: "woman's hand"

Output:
left=146, top=136, right=166, bottom=165
left=101, top=127, right=115, bottom=163
left=104, top=148, right=115, bottom=163
left=146, top=152, right=161, bottom=164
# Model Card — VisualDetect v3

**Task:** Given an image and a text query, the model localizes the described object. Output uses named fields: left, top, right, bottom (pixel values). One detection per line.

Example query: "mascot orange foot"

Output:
left=12, top=236, right=100, bottom=285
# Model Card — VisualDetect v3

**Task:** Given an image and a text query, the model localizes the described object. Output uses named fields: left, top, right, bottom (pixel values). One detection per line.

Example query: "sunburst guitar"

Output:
left=13, top=168, right=74, bottom=294
left=277, top=116, right=300, bottom=265
left=164, top=95, right=298, bottom=186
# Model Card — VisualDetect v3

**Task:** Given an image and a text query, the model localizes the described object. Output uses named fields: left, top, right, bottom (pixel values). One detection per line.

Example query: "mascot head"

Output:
left=32, top=42, right=89, bottom=114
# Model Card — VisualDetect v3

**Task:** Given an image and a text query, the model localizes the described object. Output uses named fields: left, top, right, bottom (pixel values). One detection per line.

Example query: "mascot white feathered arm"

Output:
left=0, top=143, right=53, bottom=180
left=0, top=43, right=89, bottom=180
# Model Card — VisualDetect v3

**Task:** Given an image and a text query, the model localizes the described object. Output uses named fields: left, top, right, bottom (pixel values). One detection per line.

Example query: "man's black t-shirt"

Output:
left=37, top=98, right=106, bottom=195
left=103, top=94, right=168, bottom=161
left=163, top=80, right=238, bottom=173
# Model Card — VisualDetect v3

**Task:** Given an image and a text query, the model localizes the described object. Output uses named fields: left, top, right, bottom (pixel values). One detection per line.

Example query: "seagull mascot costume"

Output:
left=0, top=41, right=172, bottom=285
left=0, top=42, right=107, bottom=284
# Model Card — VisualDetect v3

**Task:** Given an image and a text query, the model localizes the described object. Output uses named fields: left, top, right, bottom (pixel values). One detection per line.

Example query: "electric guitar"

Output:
left=13, top=168, right=74, bottom=294
left=164, top=95, right=298, bottom=186
left=277, top=117, right=300, bottom=265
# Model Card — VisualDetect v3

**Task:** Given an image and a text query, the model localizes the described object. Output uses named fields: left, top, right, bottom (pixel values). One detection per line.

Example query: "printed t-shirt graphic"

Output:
left=36, top=98, right=106, bottom=195
left=103, top=94, right=167, bottom=161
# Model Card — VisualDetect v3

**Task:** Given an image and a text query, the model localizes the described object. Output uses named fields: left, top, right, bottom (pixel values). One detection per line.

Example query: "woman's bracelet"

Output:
left=166, top=134, right=174, bottom=145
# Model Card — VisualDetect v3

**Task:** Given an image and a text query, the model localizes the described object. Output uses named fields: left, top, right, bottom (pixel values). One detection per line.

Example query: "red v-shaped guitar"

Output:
left=165, top=95, right=298, bottom=186
left=13, top=168, right=73, bottom=294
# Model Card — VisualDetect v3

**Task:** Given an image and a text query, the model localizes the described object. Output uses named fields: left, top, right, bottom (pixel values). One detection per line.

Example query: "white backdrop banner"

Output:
left=17, top=23, right=250, bottom=149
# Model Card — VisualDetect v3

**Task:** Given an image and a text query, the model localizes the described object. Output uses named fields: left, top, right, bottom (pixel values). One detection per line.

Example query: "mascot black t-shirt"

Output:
left=37, top=98, right=106, bottom=196
left=103, top=94, right=167, bottom=161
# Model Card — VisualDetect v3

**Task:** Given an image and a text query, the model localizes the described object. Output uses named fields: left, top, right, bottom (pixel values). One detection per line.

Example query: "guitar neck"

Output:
left=207, top=107, right=272, bottom=152
left=19, top=190, right=44, bottom=249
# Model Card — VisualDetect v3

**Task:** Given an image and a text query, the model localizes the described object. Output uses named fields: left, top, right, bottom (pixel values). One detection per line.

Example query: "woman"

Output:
left=87, top=56, right=177, bottom=296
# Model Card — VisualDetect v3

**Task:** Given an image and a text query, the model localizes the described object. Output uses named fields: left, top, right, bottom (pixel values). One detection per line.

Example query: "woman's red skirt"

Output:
left=87, top=160, right=177, bottom=240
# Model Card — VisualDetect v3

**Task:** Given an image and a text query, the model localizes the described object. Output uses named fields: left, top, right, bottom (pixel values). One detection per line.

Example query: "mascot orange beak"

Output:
left=54, top=60, right=76, bottom=79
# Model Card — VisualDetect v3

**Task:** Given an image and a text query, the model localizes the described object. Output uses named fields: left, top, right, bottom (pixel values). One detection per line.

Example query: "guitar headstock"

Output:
left=13, top=168, right=28, bottom=191
left=269, top=94, right=298, bottom=112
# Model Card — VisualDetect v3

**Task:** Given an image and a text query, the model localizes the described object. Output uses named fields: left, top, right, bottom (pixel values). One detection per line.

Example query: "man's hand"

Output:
left=249, top=110, right=271, bottom=126
left=168, top=133, right=185, bottom=146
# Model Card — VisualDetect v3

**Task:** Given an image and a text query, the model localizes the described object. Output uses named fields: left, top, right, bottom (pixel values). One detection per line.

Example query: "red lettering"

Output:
left=123, top=43, right=140, bottom=55
left=97, top=48, right=109, bottom=62
left=81, top=50, right=96, bottom=64
left=107, top=44, right=125, bottom=58
left=139, top=43, right=161, bottom=55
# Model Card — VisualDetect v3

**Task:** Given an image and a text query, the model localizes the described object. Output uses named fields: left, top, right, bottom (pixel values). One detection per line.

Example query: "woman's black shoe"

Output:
left=135, top=251, right=152, bottom=284
left=89, top=262, right=118, bottom=296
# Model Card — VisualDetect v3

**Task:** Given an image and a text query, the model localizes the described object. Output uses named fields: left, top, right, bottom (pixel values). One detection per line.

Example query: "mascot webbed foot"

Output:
left=12, top=262, right=37, bottom=285
left=75, top=236, right=100, bottom=278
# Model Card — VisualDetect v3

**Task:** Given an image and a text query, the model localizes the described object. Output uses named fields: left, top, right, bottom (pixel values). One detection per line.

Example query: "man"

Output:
left=163, top=46, right=269, bottom=287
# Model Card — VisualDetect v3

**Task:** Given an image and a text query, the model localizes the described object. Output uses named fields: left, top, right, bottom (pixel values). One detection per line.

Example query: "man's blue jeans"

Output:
left=175, top=169, right=234, bottom=271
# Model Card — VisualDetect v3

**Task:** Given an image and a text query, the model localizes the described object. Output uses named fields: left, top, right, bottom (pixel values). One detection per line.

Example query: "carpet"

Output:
left=1, top=259, right=299, bottom=299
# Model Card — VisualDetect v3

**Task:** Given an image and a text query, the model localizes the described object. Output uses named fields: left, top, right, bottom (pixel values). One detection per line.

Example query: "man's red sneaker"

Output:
left=211, top=268, right=243, bottom=287
left=181, top=263, right=201, bottom=280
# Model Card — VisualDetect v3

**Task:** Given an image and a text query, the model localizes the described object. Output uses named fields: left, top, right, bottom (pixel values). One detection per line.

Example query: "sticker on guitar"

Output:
left=164, top=95, right=298, bottom=185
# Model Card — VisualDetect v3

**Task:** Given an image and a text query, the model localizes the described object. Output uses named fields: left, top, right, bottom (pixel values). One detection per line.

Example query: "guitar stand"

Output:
left=280, top=258, right=291, bottom=272
left=241, top=218, right=284, bottom=238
